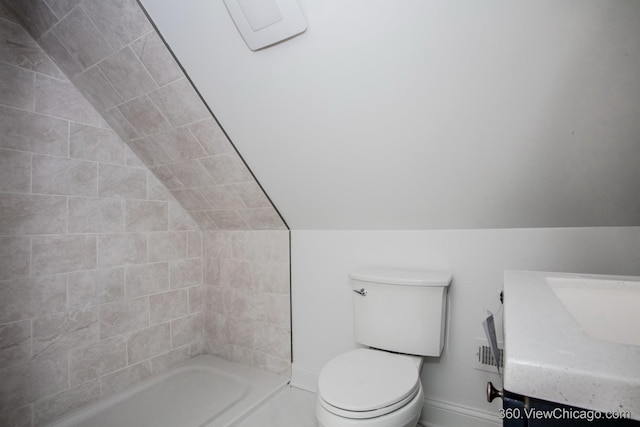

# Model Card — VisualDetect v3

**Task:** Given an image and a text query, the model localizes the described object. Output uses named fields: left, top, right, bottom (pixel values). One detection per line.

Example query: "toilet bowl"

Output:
left=316, top=349, right=424, bottom=427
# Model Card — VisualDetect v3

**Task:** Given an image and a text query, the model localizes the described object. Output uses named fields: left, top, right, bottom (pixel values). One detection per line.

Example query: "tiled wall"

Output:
left=204, top=230, right=291, bottom=376
left=0, top=11, right=204, bottom=426
left=0, top=0, right=286, bottom=232
left=0, top=0, right=291, bottom=424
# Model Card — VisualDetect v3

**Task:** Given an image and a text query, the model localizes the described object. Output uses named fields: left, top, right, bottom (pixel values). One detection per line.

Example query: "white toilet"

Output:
left=315, top=268, right=452, bottom=427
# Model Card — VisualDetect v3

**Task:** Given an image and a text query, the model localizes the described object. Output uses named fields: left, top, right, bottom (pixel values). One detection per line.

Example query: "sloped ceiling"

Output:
left=140, top=0, right=640, bottom=230
left=1, top=0, right=286, bottom=231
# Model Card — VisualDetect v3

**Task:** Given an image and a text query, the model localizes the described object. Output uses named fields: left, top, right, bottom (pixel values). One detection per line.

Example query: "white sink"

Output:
left=503, top=270, right=640, bottom=421
left=548, top=277, right=640, bottom=346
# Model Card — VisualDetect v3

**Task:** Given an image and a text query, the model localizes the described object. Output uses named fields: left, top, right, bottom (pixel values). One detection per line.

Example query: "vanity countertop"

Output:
left=503, top=270, right=640, bottom=421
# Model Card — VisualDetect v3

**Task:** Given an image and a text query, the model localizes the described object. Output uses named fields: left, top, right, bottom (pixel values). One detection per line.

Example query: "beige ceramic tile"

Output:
left=187, top=230, right=202, bottom=258
left=169, top=202, right=198, bottom=231
left=68, top=197, right=124, bottom=233
left=70, top=123, right=125, bottom=164
left=169, top=258, right=202, bottom=289
left=97, top=233, right=147, bottom=268
left=252, top=262, right=290, bottom=294
left=149, top=289, right=188, bottom=325
left=67, top=267, right=125, bottom=309
left=0, top=2, right=17, bottom=23
left=68, top=336, right=126, bottom=386
left=1, top=0, right=58, bottom=38
left=98, top=47, right=157, bottom=101
left=0, top=62, right=34, bottom=110
left=32, top=308, right=100, bottom=359
left=32, top=154, right=97, bottom=197
left=199, top=154, right=253, bottom=185
left=0, top=105, right=68, bottom=156
left=42, top=0, right=82, bottom=20
left=204, top=258, right=221, bottom=286
left=148, top=172, right=173, bottom=201
left=0, top=18, right=63, bottom=78
left=0, top=275, right=67, bottom=324
left=125, top=145, right=146, bottom=168
left=128, top=137, right=172, bottom=166
left=187, top=118, right=233, bottom=155
left=0, top=353, right=68, bottom=411
left=189, top=211, right=219, bottom=230
left=98, top=163, right=146, bottom=200
left=204, top=284, right=223, bottom=314
left=219, top=259, right=252, bottom=289
left=117, top=95, right=170, bottom=136
left=265, top=293, right=291, bottom=327
left=0, top=236, right=30, bottom=280
left=98, top=297, right=148, bottom=339
left=150, top=346, right=191, bottom=375
left=146, top=127, right=206, bottom=163
left=148, top=78, right=209, bottom=127
left=171, top=313, right=202, bottom=348
left=0, top=403, right=32, bottom=427
left=147, top=231, right=187, bottom=262
left=0, top=320, right=31, bottom=370
left=32, top=235, right=97, bottom=276
left=0, top=193, right=67, bottom=235
left=101, top=106, right=139, bottom=141
left=35, top=73, right=100, bottom=125
left=51, top=6, right=113, bottom=69
left=0, top=148, right=31, bottom=193
left=233, top=182, right=272, bottom=208
left=126, top=322, right=171, bottom=364
left=231, top=230, right=290, bottom=262
left=37, top=29, right=84, bottom=78
left=33, top=380, right=101, bottom=427
left=130, top=31, right=182, bottom=87
left=207, top=210, right=249, bottom=230
left=100, top=360, right=152, bottom=397
left=149, top=165, right=181, bottom=189
left=168, top=159, right=216, bottom=188
left=170, top=189, right=211, bottom=211
left=71, top=65, right=124, bottom=112
left=238, top=208, right=286, bottom=230
left=200, top=185, right=247, bottom=210
left=125, top=200, right=168, bottom=232
left=125, top=262, right=169, bottom=298
left=81, top=0, right=151, bottom=51
left=188, top=285, right=203, bottom=314
left=203, top=231, right=233, bottom=259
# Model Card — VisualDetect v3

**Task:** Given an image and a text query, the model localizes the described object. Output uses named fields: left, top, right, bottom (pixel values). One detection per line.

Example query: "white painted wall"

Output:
left=139, top=0, right=640, bottom=229
left=290, top=227, right=640, bottom=421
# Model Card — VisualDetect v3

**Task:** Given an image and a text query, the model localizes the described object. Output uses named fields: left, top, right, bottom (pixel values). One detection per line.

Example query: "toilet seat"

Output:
left=317, top=349, right=420, bottom=419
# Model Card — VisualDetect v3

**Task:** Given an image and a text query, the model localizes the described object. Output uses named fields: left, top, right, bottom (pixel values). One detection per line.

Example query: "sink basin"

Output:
left=503, top=270, right=640, bottom=421
left=548, top=277, right=640, bottom=346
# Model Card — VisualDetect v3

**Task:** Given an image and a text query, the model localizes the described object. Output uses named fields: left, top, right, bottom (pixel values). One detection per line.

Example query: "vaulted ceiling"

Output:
left=140, top=0, right=640, bottom=229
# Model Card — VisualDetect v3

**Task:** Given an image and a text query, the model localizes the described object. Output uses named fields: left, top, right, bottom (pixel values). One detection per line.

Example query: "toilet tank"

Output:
left=350, top=268, right=452, bottom=357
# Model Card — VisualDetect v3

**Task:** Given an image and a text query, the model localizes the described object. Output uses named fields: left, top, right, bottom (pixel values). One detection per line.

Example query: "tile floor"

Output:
left=235, top=386, right=318, bottom=427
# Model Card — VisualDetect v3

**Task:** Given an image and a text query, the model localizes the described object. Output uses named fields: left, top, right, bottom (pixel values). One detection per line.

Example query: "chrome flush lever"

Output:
left=353, top=288, right=367, bottom=296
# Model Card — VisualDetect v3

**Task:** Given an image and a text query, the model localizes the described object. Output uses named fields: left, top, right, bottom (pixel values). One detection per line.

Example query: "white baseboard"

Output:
left=290, top=363, right=319, bottom=393
left=291, top=364, right=501, bottom=427
left=420, top=397, right=501, bottom=427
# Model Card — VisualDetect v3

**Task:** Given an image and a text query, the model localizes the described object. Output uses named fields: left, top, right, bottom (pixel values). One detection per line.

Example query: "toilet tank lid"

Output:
left=349, top=268, right=452, bottom=287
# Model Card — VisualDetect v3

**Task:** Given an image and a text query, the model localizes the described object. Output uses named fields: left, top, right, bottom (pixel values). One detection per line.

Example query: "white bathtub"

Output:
left=48, top=355, right=289, bottom=427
